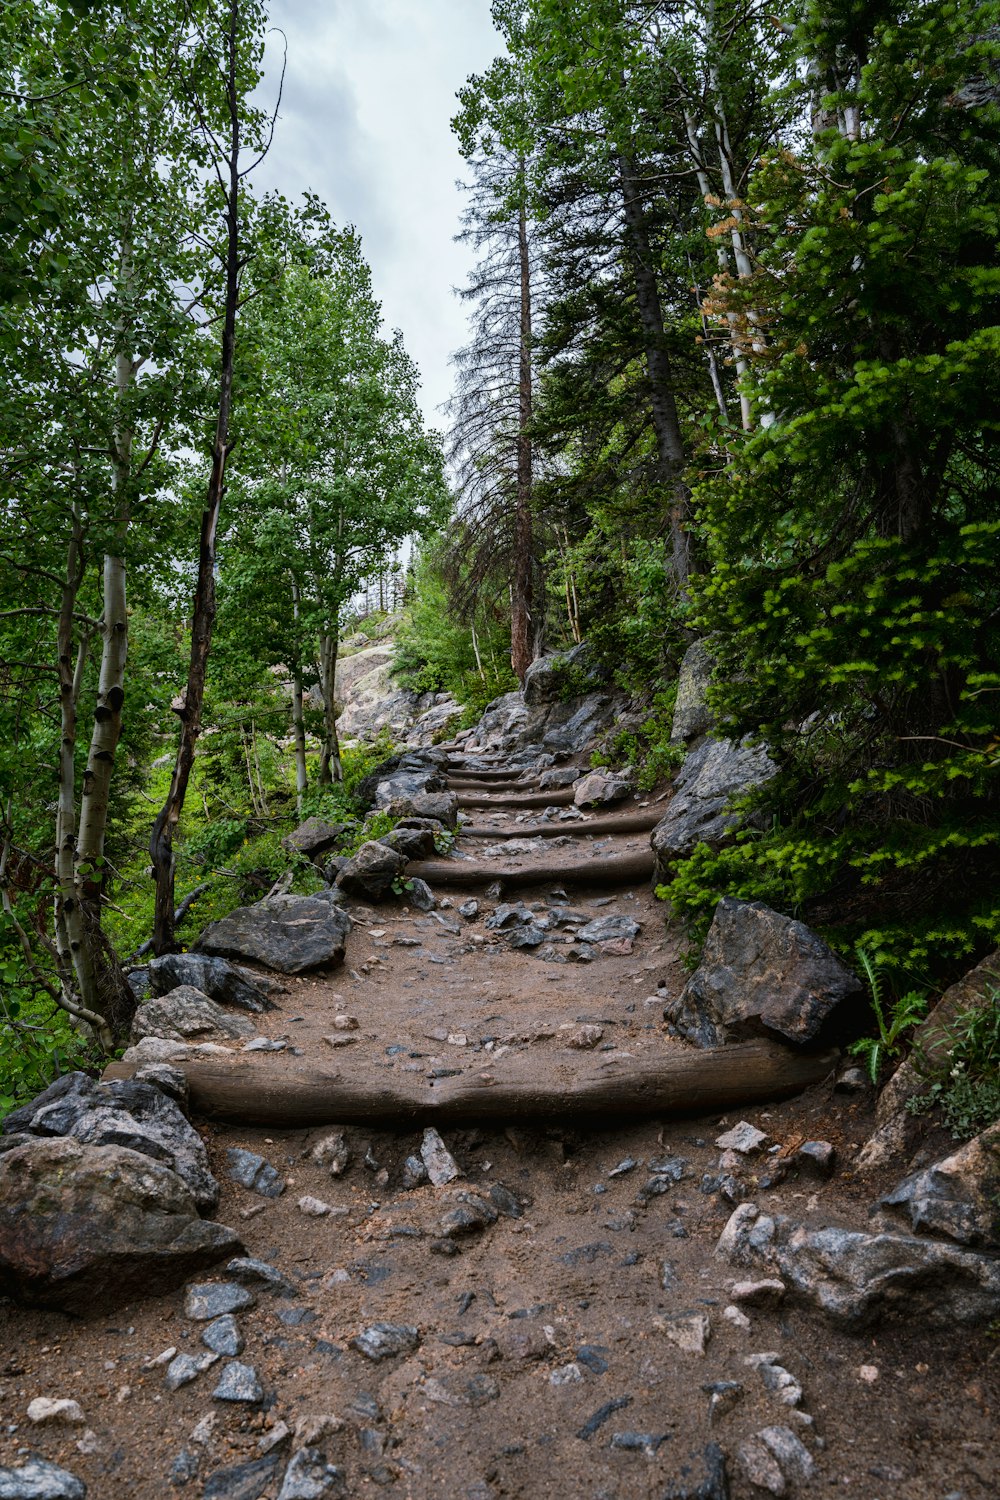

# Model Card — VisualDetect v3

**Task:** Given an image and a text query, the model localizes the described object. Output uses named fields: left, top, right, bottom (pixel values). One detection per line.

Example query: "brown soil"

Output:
left=1, top=788, right=997, bottom=1500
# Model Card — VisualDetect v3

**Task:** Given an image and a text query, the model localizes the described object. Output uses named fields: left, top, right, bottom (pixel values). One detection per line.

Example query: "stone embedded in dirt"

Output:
left=730, top=1279, right=786, bottom=1309
left=577, top=914, right=641, bottom=944
left=795, top=1140, right=836, bottom=1177
left=485, top=902, right=533, bottom=930
left=577, top=1396, right=634, bottom=1441
left=573, top=770, right=635, bottom=807
left=609, top=1431, right=668, bottom=1455
left=407, top=876, right=437, bottom=911
left=437, top=1192, right=498, bottom=1239
left=334, top=840, right=408, bottom=900
left=201, top=1452, right=282, bottom=1500
left=311, top=1131, right=351, bottom=1178
left=880, top=1123, right=1000, bottom=1249
left=658, top=1311, right=711, bottom=1355
left=651, top=736, right=776, bottom=878
left=131, top=986, right=257, bottom=1046
left=420, top=1127, right=461, bottom=1186
left=716, top=1121, right=769, bottom=1155
left=276, top=1448, right=345, bottom=1500
left=716, top=1201, right=1000, bottom=1328
left=759, top=1425, right=815, bottom=1484
left=663, top=1441, right=730, bottom=1500
left=185, top=1281, right=255, bottom=1321
left=26, top=1398, right=85, bottom=1427
left=292, top=1414, right=343, bottom=1446
left=282, top=818, right=348, bottom=861
left=146, top=952, right=276, bottom=1014
left=350, top=1323, right=420, bottom=1361
left=565, top=1023, right=604, bottom=1050
left=507, top=923, right=547, bottom=949
left=331, top=1014, right=358, bottom=1031
left=0, top=1137, right=240, bottom=1314
left=549, top=1362, right=583, bottom=1386
left=745, top=1353, right=803, bottom=1408
left=298, top=1195, right=337, bottom=1217
left=165, top=1350, right=218, bottom=1392
left=0, top=1458, right=87, bottom=1500
left=226, top=1148, right=285, bottom=1198
left=666, top=898, right=863, bottom=1048
left=458, top=899, right=479, bottom=920
left=671, top=639, right=716, bottom=744
left=737, top=1434, right=786, bottom=1496
left=704, top=1380, right=744, bottom=1425
left=213, top=1361, right=263, bottom=1404
left=424, top=1373, right=500, bottom=1408
left=401, top=1154, right=428, bottom=1189
left=202, top=1314, right=244, bottom=1357
left=226, top=1256, right=297, bottom=1295
left=197, top=893, right=352, bottom=975
left=2, top=1071, right=219, bottom=1212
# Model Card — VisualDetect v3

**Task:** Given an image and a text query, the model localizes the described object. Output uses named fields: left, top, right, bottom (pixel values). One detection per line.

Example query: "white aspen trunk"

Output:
left=470, top=618, right=485, bottom=681
left=318, top=630, right=343, bottom=784
left=53, top=517, right=114, bottom=1051
left=290, top=576, right=308, bottom=814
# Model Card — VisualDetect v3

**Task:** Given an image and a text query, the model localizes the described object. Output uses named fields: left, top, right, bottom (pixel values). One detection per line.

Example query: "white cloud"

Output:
left=256, top=0, right=502, bottom=428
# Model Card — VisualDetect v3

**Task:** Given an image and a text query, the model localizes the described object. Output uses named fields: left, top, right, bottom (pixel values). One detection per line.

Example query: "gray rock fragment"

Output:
left=0, top=1458, right=87, bottom=1499
left=201, top=1454, right=282, bottom=1500
left=147, top=952, right=276, bottom=1013
left=131, top=987, right=257, bottom=1046
left=577, top=915, right=641, bottom=945
left=226, top=1257, right=297, bottom=1295
left=880, top=1123, right=1000, bottom=1249
left=311, top=1131, right=351, bottom=1178
left=277, top=1449, right=345, bottom=1500
left=350, top=1323, right=420, bottom=1361
left=165, top=1350, right=218, bottom=1391
left=420, top=1128, right=461, bottom=1186
left=226, top=1148, right=285, bottom=1198
left=213, top=1361, right=263, bottom=1404
left=202, top=1314, right=244, bottom=1357
left=184, top=1282, right=255, bottom=1321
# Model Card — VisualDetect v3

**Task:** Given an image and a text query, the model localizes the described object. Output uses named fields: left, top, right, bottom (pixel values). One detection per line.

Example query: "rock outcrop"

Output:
left=880, top=1124, right=1000, bottom=1249
left=670, top=639, right=715, bottom=743
left=130, top=987, right=257, bottom=1047
left=665, top=898, right=863, bottom=1048
left=334, top=840, right=408, bottom=900
left=145, top=952, right=276, bottom=1013
left=651, top=736, right=776, bottom=881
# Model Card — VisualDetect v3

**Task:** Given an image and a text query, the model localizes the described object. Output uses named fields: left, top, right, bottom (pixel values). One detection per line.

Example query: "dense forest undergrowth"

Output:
left=1, top=0, right=999, bottom=1121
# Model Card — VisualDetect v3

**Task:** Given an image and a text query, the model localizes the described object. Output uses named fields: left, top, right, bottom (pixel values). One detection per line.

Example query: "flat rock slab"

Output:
left=197, top=894, right=351, bottom=974
left=0, top=1137, right=240, bottom=1314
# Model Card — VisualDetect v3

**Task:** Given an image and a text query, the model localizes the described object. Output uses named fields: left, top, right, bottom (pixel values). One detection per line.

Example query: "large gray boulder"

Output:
left=573, top=770, right=635, bottom=807
left=146, top=952, right=276, bottom=1013
left=651, top=736, right=776, bottom=880
left=671, top=639, right=715, bottom=743
left=0, top=1136, right=241, bottom=1314
left=281, top=817, right=348, bottom=861
left=0, top=1071, right=219, bottom=1212
left=666, top=898, right=863, bottom=1048
left=373, top=758, right=445, bottom=808
left=379, top=825, right=437, bottom=860
left=335, top=839, right=408, bottom=900
left=383, top=790, right=459, bottom=828
left=880, top=1124, right=1000, bottom=1249
left=130, top=987, right=257, bottom=1047
left=196, top=892, right=351, bottom=974
left=717, top=1202, right=1000, bottom=1330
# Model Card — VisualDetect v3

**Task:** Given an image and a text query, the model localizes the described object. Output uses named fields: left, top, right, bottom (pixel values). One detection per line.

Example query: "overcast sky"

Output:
left=256, top=0, right=503, bottom=431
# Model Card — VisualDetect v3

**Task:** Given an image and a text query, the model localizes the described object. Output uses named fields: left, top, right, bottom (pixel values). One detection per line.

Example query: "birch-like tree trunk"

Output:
left=317, top=628, right=343, bottom=784
left=291, top=577, right=308, bottom=814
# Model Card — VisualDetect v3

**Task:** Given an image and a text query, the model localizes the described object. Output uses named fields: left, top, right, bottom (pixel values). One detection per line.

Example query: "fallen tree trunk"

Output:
left=446, top=766, right=544, bottom=781
left=104, top=1040, right=838, bottom=1126
left=447, top=777, right=544, bottom=794
left=461, top=810, right=663, bottom=839
left=457, top=788, right=576, bottom=810
left=404, top=847, right=655, bottom=888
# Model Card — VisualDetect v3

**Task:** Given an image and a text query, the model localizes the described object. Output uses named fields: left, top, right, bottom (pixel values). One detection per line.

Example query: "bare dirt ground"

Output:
left=1, top=784, right=997, bottom=1500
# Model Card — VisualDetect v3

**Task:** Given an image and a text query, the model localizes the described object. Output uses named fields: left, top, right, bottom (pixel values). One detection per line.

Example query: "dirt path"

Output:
left=1, top=755, right=997, bottom=1499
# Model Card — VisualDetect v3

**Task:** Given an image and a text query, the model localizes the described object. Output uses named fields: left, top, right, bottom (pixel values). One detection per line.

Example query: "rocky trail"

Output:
left=1, top=721, right=999, bottom=1500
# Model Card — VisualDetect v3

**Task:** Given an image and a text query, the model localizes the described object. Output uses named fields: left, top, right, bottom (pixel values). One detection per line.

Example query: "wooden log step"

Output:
left=461, top=809, right=663, bottom=839
left=447, top=776, right=544, bottom=793
left=457, top=788, right=576, bottom=810
left=103, top=1041, right=838, bottom=1128
left=404, top=847, right=655, bottom=888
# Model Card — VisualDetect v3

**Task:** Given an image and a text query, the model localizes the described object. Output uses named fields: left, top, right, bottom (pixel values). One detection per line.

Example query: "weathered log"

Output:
left=404, top=848, right=655, bottom=888
left=446, top=767, right=542, bottom=781
left=457, top=787, right=576, bottom=810
left=447, top=777, right=544, bottom=794
left=461, top=810, right=663, bottom=839
left=104, top=1040, right=838, bottom=1127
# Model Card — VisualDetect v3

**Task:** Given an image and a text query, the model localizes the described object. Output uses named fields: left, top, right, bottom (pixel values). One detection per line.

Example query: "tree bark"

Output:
left=150, top=0, right=241, bottom=954
left=617, top=151, right=691, bottom=590
left=510, top=193, right=534, bottom=682
left=317, top=629, right=343, bottom=785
